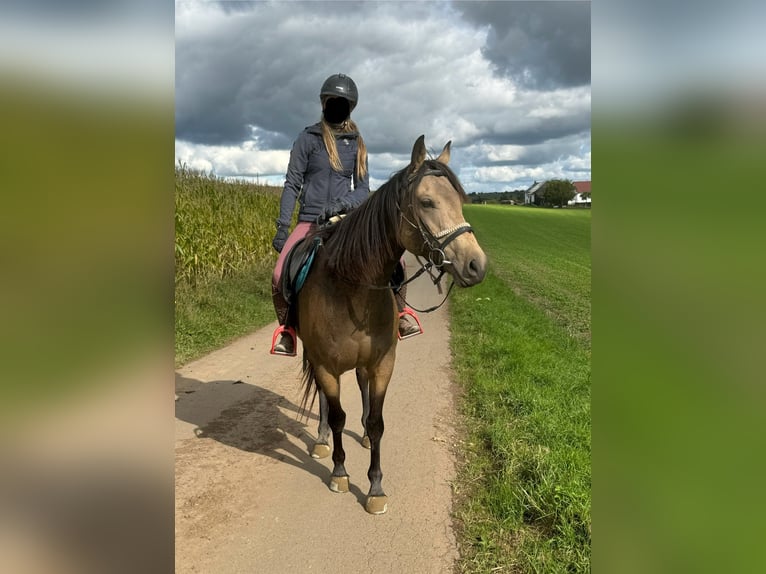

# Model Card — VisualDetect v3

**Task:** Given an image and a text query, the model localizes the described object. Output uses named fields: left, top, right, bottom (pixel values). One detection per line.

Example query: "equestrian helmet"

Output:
left=320, top=74, right=358, bottom=111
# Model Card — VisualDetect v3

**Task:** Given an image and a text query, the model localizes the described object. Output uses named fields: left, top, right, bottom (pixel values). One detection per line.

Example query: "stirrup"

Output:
left=398, top=307, right=424, bottom=340
left=270, top=325, right=297, bottom=356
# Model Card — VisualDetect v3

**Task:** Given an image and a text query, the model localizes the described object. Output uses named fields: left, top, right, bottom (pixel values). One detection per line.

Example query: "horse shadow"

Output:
left=174, top=373, right=368, bottom=508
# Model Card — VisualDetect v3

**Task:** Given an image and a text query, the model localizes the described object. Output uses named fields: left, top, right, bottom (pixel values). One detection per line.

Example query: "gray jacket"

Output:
left=276, top=123, right=370, bottom=227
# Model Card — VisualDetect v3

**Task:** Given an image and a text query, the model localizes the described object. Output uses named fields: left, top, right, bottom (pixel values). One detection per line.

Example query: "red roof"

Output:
left=573, top=181, right=591, bottom=194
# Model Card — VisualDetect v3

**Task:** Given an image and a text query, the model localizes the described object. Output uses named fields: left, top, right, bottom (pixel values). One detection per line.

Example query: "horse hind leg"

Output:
left=310, top=389, right=331, bottom=459
left=356, top=368, right=371, bottom=449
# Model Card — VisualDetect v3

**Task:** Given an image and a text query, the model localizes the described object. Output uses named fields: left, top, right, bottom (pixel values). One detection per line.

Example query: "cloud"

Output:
left=471, top=147, right=591, bottom=191
left=175, top=140, right=289, bottom=179
left=463, top=132, right=591, bottom=168
left=175, top=0, right=591, bottom=193
left=455, top=1, right=591, bottom=90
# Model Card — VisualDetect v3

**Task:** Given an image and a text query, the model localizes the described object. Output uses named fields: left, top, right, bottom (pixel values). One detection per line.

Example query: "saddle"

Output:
left=280, top=235, right=323, bottom=322
left=270, top=231, right=328, bottom=356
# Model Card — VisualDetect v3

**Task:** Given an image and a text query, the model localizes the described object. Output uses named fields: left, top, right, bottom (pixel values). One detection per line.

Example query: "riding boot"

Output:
left=273, top=289, right=289, bottom=326
left=273, top=331, right=295, bottom=355
left=396, top=286, right=421, bottom=339
left=271, top=290, right=296, bottom=355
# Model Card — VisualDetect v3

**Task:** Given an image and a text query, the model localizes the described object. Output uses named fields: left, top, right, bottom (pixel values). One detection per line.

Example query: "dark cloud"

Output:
left=454, top=1, right=590, bottom=90
left=467, top=133, right=590, bottom=169
left=175, top=3, right=373, bottom=146
left=176, top=3, right=452, bottom=147
left=250, top=126, right=292, bottom=151
left=481, top=113, right=591, bottom=147
left=175, top=16, right=317, bottom=145
left=215, top=0, right=371, bottom=18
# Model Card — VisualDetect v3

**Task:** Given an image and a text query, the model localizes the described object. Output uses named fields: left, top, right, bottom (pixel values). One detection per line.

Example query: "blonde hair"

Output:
left=320, top=117, right=368, bottom=180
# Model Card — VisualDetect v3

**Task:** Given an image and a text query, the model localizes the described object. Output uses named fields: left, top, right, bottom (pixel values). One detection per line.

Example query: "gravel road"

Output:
left=175, top=254, right=463, bottom=574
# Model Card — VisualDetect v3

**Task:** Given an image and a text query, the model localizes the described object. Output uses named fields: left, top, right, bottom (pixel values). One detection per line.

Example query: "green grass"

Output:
left=174, top=260, right=275, bottom=366
left=451, top=205, right=591, bottom=573
left=469, top=206, right=591, bottom=346
left=174, top=167, right=283, bottom=365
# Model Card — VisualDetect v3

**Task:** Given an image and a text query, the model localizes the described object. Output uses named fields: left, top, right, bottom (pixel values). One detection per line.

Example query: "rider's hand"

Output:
left=272, top=225, right=289, bottom=253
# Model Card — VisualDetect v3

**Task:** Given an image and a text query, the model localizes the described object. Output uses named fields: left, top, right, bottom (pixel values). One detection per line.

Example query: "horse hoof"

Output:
left=365, top=495, right=388, bottom=515
left=329, top=475, right=349, bottom=493
left=311, top=443, right=331, bottom=459
left=361, top=435, right=371, bottom=449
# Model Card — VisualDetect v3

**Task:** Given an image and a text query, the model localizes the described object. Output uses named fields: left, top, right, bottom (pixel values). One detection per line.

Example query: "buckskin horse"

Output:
left=290, top=135, right=487, bottom=514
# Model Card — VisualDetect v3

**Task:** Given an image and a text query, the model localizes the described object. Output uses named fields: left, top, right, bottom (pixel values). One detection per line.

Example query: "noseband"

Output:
left=423, top=221, right=474, bottom=267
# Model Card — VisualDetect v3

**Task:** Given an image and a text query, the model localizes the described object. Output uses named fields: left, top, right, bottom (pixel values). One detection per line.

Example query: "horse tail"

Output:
left=299, top=353, right=319, bottom=420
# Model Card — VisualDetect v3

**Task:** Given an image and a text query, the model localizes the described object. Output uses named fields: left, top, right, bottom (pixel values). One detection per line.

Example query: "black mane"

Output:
left=314, top=159, right=466, bottom=284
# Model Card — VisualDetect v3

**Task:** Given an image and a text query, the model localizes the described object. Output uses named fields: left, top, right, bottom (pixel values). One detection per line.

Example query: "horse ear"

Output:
left=436, top=141, right=451, bottom=165
left=409, top=135, right=426, bottom=173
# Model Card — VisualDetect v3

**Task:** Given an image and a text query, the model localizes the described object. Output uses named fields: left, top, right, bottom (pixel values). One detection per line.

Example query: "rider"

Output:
left=270, top=73, right=421, bottom=355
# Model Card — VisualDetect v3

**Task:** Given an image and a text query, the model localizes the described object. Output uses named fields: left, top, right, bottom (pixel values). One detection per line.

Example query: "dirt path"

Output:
left=175, top=254, right=464, bottom=574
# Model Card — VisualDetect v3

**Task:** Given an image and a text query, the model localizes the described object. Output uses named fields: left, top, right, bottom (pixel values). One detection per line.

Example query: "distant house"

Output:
left=524, top=181, right=546, bottom=205
left=568, top=181, right=591, bottom=207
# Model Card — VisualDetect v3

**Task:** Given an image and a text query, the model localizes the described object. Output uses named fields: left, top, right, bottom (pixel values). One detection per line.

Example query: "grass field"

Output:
left=174, top=261, right=276, bottom=366
left=450, top=205, right=591, bottom=573
left=174, top=167, right=281, bottom=365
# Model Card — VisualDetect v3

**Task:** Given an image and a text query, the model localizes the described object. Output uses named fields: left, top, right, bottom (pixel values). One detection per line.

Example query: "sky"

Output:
left=174, top=1, right=591, bottom=194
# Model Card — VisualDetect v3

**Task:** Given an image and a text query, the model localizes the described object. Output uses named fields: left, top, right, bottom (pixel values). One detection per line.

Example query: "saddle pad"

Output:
left=281, top=235, right=322, bottom=305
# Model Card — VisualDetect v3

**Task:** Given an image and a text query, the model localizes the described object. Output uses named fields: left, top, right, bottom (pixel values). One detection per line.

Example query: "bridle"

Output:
left=393, top=168, right=475, bottom=312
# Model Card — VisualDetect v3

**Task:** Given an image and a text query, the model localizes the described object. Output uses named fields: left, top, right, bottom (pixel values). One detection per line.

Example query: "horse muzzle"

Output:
left=446, top=245, right=487, bottom=287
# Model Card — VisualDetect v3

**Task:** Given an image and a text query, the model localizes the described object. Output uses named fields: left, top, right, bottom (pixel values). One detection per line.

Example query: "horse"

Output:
left=294, top=135, right=487, bottom=514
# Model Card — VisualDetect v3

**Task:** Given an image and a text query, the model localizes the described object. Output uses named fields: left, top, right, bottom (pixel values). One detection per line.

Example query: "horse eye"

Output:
left=420, top=198, right=435, bottom=209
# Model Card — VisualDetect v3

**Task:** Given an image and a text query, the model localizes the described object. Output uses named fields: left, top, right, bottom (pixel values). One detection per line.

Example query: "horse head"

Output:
left=399, top=136, right=487, bottom=287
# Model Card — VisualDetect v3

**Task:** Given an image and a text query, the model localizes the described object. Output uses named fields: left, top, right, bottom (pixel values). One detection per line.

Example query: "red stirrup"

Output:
left=398, top=307, right=424, bottom=340
left=270, top=325, right=297, bottom=356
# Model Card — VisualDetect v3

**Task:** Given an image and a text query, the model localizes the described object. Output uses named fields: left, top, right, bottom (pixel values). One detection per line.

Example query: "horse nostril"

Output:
left=468, top=259, right=479, bottom=276
left=467, top=257, right=486, bottom=281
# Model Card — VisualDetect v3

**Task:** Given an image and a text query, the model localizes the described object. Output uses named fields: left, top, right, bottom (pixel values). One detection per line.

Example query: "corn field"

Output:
left=175, top=164, right=282, bottom=287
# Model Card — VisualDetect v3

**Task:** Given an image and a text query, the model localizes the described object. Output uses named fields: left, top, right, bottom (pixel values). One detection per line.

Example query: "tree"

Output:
left=510, top=189, right=526, bottom=203
left=539, top=179, right=576, bottom=207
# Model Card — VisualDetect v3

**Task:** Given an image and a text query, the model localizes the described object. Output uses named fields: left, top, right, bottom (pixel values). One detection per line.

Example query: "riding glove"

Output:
left=316, top=197, right=355, bottom=226
left=272, top=225, right=289, bottom=253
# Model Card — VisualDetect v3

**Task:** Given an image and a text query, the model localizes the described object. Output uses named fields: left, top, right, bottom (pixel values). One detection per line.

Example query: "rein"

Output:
left=360, top=255, right=455, bottom=314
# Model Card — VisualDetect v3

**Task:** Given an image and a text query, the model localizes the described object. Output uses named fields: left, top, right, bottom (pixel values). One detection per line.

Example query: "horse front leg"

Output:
left=365, top=360, right=394, bottom=514
left=355, top=368, right=371, bottom=449
left=310, top=388, right=331, bottom=459
left=315, top=368, right=349, bottom=494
